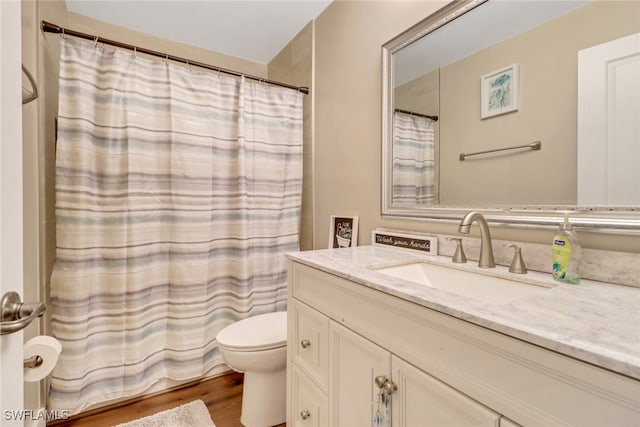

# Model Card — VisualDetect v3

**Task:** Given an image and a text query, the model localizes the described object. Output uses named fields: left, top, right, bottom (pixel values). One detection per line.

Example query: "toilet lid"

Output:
left=216, top=311, right=287, bottom=351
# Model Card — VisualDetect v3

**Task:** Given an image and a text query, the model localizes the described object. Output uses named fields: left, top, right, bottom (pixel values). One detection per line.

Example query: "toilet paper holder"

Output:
left=23, top=335, right=62, bottom=382
left=1, top=291, right=46, bottom=335
left=24, top=355, right=44, bottom=369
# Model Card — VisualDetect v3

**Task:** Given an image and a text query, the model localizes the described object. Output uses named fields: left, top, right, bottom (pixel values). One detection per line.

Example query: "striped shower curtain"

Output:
left=391, top=111, right=436, bottom=206
left=49, top=38, right=303, bottom=413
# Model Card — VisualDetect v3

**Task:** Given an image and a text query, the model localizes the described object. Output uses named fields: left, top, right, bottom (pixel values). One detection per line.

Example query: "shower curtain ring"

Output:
left=133, top=46, right=137, bottom=58
left=61, top=28, right=65, bottom=39
left=93, top=36, right=99, bottom=47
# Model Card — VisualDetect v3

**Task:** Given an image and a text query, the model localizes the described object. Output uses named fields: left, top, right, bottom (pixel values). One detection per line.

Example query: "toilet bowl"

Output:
left=217, top=311, right=287, bottom=427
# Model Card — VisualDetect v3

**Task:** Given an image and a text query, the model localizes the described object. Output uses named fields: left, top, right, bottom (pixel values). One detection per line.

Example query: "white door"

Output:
left=1, top=0, right=26, bottom=425
left=577, top=32, right=640, bottom=205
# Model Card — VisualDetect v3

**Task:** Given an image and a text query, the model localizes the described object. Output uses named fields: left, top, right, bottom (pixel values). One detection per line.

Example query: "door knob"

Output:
left=300, top=339, right=311, bottom=348
left=300, top=409, right=311, bottom=420
left=1, top=292, right=46, bottom=335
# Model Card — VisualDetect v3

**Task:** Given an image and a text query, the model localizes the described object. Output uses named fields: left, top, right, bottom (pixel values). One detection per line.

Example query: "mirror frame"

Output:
left=381, top=0, right=640, bottom=233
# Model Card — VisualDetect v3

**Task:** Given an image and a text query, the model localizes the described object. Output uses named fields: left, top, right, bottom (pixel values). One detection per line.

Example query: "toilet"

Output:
left=216, top=311, right=287, bottom=427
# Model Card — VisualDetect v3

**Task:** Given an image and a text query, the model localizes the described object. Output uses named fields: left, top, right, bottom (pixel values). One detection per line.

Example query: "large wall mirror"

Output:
left=381, top=0, right=640, bottom=231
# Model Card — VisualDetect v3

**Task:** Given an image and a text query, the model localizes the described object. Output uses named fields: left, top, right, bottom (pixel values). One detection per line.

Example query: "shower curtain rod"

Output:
left=394, top=108, right=438, bottom=122
left=41, top=20, right=310, bottom=95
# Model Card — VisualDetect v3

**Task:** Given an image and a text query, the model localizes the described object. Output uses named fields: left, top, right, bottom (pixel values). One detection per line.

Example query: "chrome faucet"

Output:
left=458, top=211, right=496, bottom=268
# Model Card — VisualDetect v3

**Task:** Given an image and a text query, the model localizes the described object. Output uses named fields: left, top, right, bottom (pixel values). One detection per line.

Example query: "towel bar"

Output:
left=459, top=140, right=541, bottom=161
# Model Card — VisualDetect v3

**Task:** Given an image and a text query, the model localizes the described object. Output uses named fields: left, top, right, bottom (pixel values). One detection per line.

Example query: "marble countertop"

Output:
left=287, top=245, right=640, bottom=380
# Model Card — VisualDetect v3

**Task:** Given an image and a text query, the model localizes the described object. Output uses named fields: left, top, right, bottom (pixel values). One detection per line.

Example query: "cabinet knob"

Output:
left=374, top=375, right=388, bottom=388
left=300, top=339, right=311, bottom=349
left=374, top=375, right=397, bottom=395
left=382, top=379, right=398, bottom=395
left=300, top=409, right=311, bottom=420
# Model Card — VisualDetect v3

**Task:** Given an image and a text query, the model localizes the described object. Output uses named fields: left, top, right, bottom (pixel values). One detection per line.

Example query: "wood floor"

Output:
left=49, top=372, right=284, bottom=427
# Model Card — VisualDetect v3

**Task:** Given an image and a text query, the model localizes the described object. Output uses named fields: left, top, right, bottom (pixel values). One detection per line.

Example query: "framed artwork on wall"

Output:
left=481, top=64, right=519, bottom=119
left=328, top=215, right=359, bottom=248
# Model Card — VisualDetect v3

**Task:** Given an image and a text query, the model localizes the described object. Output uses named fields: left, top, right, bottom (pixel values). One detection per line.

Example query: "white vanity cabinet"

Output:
left=287, top=260, right=640, bottom=427
left=289, top=298, right=500, bottom=427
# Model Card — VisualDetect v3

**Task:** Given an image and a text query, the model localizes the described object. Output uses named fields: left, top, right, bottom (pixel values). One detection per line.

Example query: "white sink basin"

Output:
left=371, top=261, right=554, bottom=304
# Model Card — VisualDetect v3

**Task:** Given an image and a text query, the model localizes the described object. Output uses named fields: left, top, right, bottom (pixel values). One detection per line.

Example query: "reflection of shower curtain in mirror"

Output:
left=392, top=112, right=436, bottom=206
left=49, top=38, right=303, bottom=414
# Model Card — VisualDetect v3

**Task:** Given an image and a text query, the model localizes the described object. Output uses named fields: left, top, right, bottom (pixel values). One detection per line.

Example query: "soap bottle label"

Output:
left=552, top=237, right=571, bottom=281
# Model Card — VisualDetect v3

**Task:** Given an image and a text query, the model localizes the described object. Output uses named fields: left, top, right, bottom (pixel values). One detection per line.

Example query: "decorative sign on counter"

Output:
left=371, top=229, right=438, bottom=256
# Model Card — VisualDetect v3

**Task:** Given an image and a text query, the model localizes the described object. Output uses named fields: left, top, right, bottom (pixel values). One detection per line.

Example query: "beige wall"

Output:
left=439, top=1, right=640, bottom=205
left=268, top=22, right=314, bottom=250
left=394, top=69, right=439, bottom=117
left=312, top=0, right=639, bottom=253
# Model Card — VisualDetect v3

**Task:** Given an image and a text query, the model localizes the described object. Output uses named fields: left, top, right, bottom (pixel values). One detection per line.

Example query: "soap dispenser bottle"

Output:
left=552, top=214, right=581, bottom=284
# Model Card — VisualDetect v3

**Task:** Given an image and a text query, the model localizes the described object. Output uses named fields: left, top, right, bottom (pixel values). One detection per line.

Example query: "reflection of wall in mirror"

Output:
left=395, top=68, right=439, bottom=117
left=393, top=1, right=640, bottom=207
left=438, top=1, right=639, bottom=206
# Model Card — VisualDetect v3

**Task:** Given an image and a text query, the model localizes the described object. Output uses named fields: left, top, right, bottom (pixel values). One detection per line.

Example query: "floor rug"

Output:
left=114, top=399, right=215, bottom=427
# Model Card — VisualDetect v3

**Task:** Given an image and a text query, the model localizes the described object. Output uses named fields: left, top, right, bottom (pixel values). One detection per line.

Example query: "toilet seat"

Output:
left=217, top=311, right=287, bottom=352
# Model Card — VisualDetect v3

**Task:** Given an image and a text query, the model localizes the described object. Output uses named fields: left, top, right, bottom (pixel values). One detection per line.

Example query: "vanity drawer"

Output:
left=290, top=299, right=329, bottom=392
left=289, top=365, right=329, bottom=427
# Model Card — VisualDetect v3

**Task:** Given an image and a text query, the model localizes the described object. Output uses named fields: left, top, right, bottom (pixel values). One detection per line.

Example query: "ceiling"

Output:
left=65, top=1, right=332, bottom=64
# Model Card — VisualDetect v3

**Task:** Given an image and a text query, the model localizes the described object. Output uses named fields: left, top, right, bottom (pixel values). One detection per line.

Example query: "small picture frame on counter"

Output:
left=329, top=215, right=359, bottom=248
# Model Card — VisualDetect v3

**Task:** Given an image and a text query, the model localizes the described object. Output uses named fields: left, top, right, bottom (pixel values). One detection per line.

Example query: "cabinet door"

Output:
left=291, top=299, right=330, bottom=391
left=391, top=355, right=500, bottom=427
left=290, top=365, right=329, bottom=427
left=329, top=321, right=391, bottom=427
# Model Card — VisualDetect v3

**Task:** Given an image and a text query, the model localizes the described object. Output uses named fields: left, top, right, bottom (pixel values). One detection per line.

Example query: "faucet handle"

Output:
left=505, top=243, right=527, bottom=274
left=447, top=237, right=467, bottom=264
